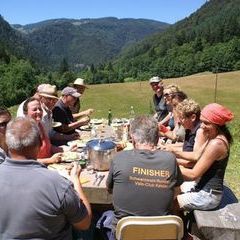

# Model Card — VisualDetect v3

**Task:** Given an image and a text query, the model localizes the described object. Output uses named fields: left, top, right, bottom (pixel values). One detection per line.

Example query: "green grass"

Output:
left=225, top=121, right=240, bottom=198
left=9, top=70, right=240, bottom=198
left=80, top=82, right=154, bottom=119
left=77, top=71, right=240, bottom=119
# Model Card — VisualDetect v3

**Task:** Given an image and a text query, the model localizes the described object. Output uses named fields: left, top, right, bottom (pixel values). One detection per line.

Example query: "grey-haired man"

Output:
left=0, top=117, right=92, bottom=239
left=106, top=115, right=183, bottom=236
left=52, top=87, right=90, bottom=138
left=149, top=76, right=168, bottom=121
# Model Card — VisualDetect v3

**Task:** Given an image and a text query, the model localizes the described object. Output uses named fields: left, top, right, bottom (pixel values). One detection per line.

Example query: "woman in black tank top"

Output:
left=177, top=103, right=233, bottom=211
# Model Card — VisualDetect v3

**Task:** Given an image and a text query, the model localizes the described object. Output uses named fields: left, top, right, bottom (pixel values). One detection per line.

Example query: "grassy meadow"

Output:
left=78, top=71, right=240, bottom=119
left=10, top=71, right=240, bottom=198
left=81, top=70, right=240, bottom=198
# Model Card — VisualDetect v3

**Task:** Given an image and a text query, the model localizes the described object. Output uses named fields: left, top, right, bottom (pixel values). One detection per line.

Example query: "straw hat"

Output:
left=38, top=84, right=58, bottom=99
left=149, top=76, right=162, bottom=84
left=73, top=78, right=88, bottom=88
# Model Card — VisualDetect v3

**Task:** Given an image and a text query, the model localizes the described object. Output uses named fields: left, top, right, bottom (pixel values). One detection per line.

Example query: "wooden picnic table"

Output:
left=49, top=119, right=133, bottom=204
left=48, top=163, right=112, bottom=204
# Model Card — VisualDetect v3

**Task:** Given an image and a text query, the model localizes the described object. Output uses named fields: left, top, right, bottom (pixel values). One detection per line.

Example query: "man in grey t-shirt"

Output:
left=106, top=116, right=183, bottom=230
left=0, top=117, right=92, bottom=239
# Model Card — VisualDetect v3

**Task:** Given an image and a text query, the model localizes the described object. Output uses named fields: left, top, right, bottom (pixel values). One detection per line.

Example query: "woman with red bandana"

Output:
left=177, top=103, right=233, bottom=211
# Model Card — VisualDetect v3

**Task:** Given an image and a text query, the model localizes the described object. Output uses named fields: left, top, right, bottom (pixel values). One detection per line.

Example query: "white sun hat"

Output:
left=73, top=78, right=88, bottom=88
left=149, top=76, right=162, bottom=84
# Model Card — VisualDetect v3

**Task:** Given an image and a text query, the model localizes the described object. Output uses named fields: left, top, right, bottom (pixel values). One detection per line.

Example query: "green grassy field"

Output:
left=77, top=70, right=240, bottom=119
left=82, top=71, right=240, bottom=198
left=9, top=70, right=240, bottom=198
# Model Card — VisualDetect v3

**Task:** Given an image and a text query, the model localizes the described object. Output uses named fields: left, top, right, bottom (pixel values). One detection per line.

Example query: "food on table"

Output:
left=67, top=139, right=87, bottom=148
left=80, top=177, right=90, bottom=184
left=90, top=119, right=103, bottom=125
left=62, top=152, right=80, bottom=162
left=48, top=164, right=89, bottom=184
left=116, top=141, right=127, bottom=151
left=124, top=142, right=134, bottom=151
left=80, top=125, right=92, bottom=130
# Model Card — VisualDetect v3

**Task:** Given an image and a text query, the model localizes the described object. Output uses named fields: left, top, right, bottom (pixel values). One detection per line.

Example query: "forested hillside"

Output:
left=1, top=0, right=240, bottom=107
left=0, top=16, right=43, bottom=107
left=90, top=0, right=240, bottom=81
left=0, top=15, right=42, bottom=65
left=0, top=16, right=168, bottom=107
left=14, top=17, right=169, bottom=70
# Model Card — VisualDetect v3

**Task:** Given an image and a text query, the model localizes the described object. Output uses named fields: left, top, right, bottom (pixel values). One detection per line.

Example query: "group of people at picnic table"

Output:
left=0, top=75, right=234, bottom=239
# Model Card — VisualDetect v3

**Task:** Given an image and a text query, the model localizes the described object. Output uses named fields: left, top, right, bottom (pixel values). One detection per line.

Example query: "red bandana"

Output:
left=201, top=103, right=233, bottom=126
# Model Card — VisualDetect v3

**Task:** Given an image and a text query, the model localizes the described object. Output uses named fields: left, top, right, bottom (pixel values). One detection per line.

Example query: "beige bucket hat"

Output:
left=149, top=76, right=162, bottom=84
left=73, top=78, right=88, bottom=88
left=38, top=84, right=58, bottom=99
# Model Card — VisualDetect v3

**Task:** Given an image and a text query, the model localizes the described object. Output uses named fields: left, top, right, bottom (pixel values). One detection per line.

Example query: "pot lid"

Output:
left=86, top=139, right=116, bottom=151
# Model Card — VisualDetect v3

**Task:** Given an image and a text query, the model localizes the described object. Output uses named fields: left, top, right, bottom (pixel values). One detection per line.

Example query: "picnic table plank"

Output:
left=194, top=203, right=240, bottom=240
left=48, top=164, right=112, bottom=204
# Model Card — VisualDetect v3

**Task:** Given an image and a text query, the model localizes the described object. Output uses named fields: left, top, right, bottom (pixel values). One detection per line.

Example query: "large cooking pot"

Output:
left=86, top=138, right=117, bottom=171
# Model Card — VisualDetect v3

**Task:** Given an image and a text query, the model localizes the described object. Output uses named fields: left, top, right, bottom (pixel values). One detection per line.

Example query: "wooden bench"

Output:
left=193, top=186, right=239, bottom=240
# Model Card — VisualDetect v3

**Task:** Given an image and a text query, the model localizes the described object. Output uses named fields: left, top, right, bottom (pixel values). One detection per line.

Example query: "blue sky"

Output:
left=1, top=0, right=206, bottom=25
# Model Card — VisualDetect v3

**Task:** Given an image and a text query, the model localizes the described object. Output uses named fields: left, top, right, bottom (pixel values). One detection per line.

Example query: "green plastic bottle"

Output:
left=108, top=109, right=112, bottom=126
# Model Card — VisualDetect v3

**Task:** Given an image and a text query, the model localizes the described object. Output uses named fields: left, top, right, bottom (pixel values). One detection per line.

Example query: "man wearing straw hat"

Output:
left=70, top=78, right=94, bottom=118
left=17, top=84, right=59, bottom=135
left=38, top=84, right=59, bottom=134
left=37, top=84, right=80, bottom=145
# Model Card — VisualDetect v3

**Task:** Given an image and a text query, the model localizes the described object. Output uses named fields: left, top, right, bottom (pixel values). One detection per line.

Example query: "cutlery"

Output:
left=93, top=173, right=100, bottom=185
left=97, top=175, right=105, bottom=186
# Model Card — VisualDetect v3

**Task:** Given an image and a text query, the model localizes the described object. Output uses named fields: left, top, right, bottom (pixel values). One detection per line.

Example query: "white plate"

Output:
left=80, top=125, right=92, bottom=131
left=111, top=123, right=122, bottom=127
left=52, top=122, right=62, bottom=128
left=90, top=119, right=103, bottom=125
left=67, top=140, right=87, bottom=148
left=112, top=118, right=122, bottom=124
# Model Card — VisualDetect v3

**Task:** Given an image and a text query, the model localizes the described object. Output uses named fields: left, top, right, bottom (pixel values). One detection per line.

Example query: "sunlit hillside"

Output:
left=81, top=70, right=240, bottom=120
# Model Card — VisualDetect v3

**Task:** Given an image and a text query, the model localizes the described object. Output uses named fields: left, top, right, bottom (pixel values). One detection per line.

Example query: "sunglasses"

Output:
left=163, top=93, right=171, bottom=97
left=0, top=121, right=9, bottom=128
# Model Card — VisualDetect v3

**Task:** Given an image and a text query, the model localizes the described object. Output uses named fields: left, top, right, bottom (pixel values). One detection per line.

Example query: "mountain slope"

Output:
left=14, top=17, right=169, bottom=69
left=114, top=0, right=240, bottom=79
left=0, top=15, right=41, bottom=64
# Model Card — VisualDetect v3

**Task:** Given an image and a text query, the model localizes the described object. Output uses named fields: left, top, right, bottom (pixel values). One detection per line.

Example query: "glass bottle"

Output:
left=90, top=124, right=97, bottom=138
left=108, top=109, right=112, bottom=126
left=122, top=124, right=128, bottom=143
left=129, top=106, right=135, bottom=121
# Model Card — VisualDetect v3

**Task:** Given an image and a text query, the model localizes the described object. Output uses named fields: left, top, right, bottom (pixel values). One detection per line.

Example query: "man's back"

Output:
left=106, top=149, right=183, bottom=221
left=0, top=158, right=87, bottom=240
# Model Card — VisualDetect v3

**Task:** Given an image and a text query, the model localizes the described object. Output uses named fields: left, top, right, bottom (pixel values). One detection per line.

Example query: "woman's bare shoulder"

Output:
left=207, top=136, right=229, bottom=157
